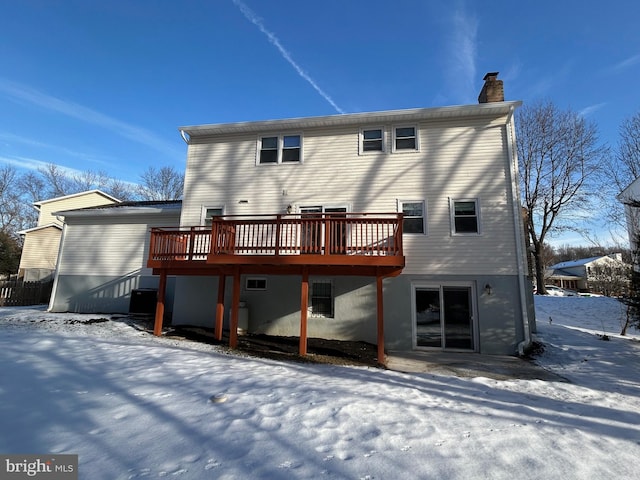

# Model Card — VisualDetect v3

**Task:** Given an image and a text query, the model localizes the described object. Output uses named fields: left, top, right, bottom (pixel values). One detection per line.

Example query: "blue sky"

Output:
left=1, top=0, right=639, bottom=242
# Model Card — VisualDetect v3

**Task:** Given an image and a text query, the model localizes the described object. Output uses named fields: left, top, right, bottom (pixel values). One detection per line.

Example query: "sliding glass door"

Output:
left=414, top=284, right=476, bottom=351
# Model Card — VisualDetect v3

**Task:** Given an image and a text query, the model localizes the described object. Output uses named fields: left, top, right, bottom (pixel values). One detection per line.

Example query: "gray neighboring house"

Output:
left=546, top=254, right=628, bottom=294
left=48, top=201, right=181, bottom=314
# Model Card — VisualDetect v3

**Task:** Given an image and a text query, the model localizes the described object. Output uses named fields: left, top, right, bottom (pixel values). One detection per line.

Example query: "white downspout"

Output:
left=506, top=105, right=532, bottom=355
left=47, top=222, right=66, bottom=312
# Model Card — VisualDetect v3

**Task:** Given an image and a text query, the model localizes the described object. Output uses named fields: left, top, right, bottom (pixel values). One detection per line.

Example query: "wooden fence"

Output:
left=0, top=280, right=53, bottom=307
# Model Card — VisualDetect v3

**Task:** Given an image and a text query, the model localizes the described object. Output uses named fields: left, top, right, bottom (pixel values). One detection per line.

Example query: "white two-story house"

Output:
left=146, top=73, right=535, bottom=360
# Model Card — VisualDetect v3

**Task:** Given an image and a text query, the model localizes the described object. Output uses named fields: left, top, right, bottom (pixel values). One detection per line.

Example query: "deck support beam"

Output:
left=215, top=274, right=226, bottom=341
left=153, top=270, right=167, bottom=336
left=376, top=274, right=385, bottom=366
left=229, top=267, right=241, bottom=348
left=299, top=267, right=309, bottom=356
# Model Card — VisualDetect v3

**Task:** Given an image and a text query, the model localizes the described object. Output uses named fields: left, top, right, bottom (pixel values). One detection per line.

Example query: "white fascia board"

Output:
left=54, top=205, right=181, bottom=218
left=17, top=223, right=63, bottom=235
left=179, top=101, right=523, bottom=138
left=34, top=189, right=120, bottom=207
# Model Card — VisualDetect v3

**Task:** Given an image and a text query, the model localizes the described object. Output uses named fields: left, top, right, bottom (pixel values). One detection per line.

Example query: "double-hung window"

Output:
left=258, top=134, right=302, bottom=164
left=202, top=206, right=224, bottom=226
left=399, top=200, right=426, bottom=234
left=360, top=127, right=384, bottom=153
left=393, top=126, right=418, bottom=152
left=451, top=199, right=480, bottom=235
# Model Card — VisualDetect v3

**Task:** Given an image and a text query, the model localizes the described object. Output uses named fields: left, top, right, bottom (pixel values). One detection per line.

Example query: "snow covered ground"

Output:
left=0, top=296, right=639, bottom=479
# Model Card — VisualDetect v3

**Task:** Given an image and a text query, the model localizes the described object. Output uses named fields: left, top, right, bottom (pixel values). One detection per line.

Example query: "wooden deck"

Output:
left=146, top=213, right=406, bottom=362
left=147, top=213, right=405, bottom=276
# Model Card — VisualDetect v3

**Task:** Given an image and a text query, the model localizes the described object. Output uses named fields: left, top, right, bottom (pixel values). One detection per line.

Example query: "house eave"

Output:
left=54, top=203, right=182, bottom=218
left=179, top=101, right=523, bottom=139
left=34, top=189, right=120, bottom=207
left=18, top=223, right=63, bottom=235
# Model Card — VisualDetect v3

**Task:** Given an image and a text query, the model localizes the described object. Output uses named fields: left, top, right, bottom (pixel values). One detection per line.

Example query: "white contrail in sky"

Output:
left=0, top=78, right=183, bottom=159
left=232, top=0, right=345, bottom=114
left=448, top=4, right=478, bottom=104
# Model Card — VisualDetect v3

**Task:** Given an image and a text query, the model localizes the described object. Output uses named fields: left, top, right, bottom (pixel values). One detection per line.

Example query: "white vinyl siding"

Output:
left=56, top=213, right=180, bottom=276
left=17, top=227, right=61, bottom=271
left=37, top=192, right=118, bottom=227
left=181, top=115, right=519, bottom=276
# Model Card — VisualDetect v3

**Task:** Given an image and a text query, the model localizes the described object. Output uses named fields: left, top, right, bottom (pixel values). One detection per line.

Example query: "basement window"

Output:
left=310, top=280, right=334, bottom=318
left=246, top=278, right=267, bottom=291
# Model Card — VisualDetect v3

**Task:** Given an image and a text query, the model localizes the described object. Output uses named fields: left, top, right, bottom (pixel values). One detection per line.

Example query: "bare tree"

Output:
left=106, top=178, right=136, bottom=201
left=517, top=101, right=608, bottom=294
left=614, top=111, right=640, bottom=189
left=136, top=166, right=184, bottom=201
left=605, top=111, right=640, bottom=229
left=37, top=163, right=73, bottom=198
left=0, top=165, right=36, bottom=236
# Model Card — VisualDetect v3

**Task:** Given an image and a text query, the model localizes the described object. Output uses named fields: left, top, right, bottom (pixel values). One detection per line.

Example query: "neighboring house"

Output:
left=48, top=201, right=181, bottom=314
left=18, top=190, right=120, bottom=282
left=546, top=254, right=629, bottom=295
left=142, top=72, right=535, bottom=358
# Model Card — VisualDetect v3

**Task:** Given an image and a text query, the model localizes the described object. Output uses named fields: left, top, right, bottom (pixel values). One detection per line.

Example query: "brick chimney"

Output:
left=478, top=72, right=504, bottom=103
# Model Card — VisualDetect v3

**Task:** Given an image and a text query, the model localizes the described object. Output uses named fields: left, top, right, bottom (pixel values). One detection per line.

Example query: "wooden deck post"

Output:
left=229, top=267, right=241, bottom=348
left=153, top=270, right=167, bottom=336
left=215, top=274, right=226, bottom=341
left=299, top=267, right=309, bottom=356
left=376, top=274, right=385, bottom=365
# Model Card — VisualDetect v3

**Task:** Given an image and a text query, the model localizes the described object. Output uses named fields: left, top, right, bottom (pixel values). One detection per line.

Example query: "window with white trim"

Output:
left=393, top=126, right=418, bottom=152
left=310, top=280, right=334, bottom=318
left=451, top=199, right=480, bottom=234
left=246, top=277, right=267, bottom=291
left=202, top=206, right=223, bottom=226
left=258, top=134, right=302, bottom=164
left=399, top=200, right=426, bottom=234
left=360, top=127, right=384, bottom=153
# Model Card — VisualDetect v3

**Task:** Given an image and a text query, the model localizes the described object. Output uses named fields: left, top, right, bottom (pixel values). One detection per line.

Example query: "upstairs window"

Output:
left=393, top=126, right=418, bottom=152
left=258, top=134, right=302, bottom=164
left=399, top=200, right=426, bottom=234
left=451, top=199, right=480, bottom=235
left=360, top=128, right=384, bottom=153
left=259, top=137, right=278, bottom=163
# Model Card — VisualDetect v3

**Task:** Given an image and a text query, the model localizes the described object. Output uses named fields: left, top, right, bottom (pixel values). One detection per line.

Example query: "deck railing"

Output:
left=148, top=213, right=403, bottom=266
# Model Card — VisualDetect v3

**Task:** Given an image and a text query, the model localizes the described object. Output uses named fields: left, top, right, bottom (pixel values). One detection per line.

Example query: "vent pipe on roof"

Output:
left=478, top=72, right=504, bottom=103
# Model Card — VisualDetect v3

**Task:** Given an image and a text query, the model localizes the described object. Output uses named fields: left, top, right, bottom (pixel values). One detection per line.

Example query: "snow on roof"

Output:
left=550, top=255, right=623, bottom=269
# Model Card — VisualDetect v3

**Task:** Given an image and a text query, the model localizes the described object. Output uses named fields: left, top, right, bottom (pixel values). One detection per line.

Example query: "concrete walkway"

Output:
left=385, top=350, right=566, bottom=381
